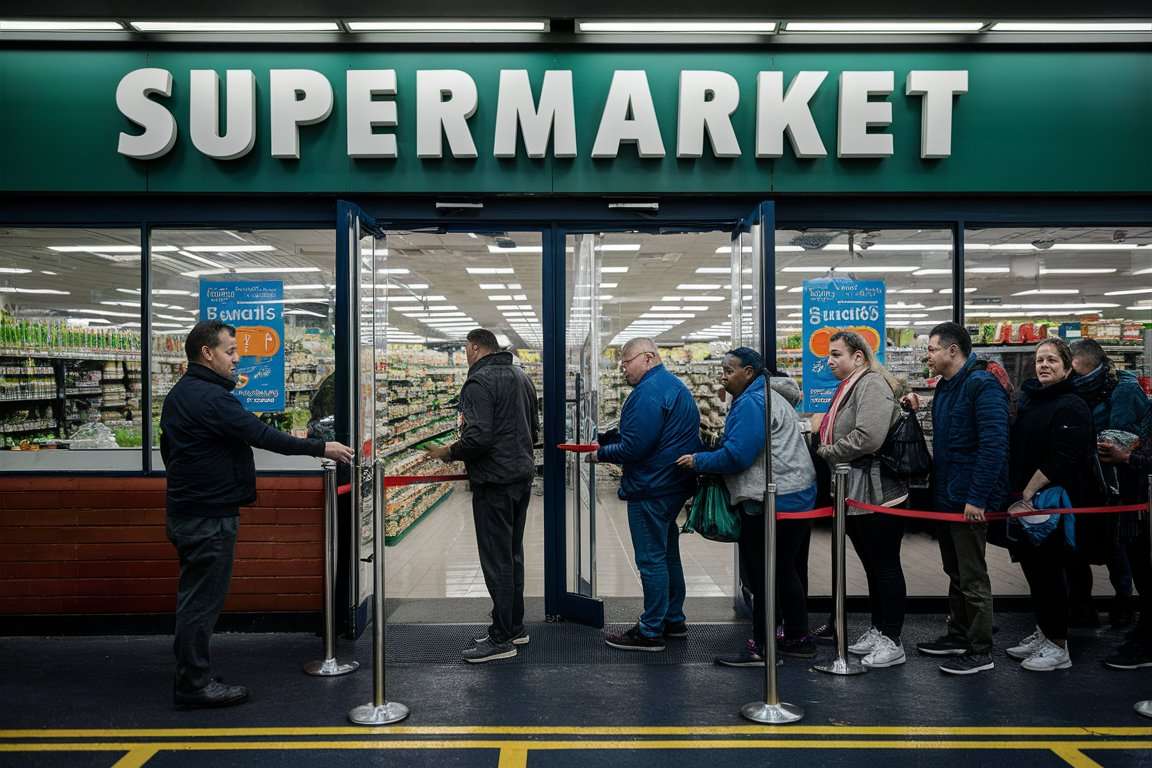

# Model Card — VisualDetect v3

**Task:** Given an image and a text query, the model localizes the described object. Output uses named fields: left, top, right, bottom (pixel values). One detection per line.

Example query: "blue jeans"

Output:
left=627, top=493, right=690, bottom=638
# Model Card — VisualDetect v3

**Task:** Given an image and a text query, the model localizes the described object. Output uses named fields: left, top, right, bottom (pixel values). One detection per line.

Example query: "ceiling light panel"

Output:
left=347, top=20, right=547, bottom=32
left=0, top=20, right=124, bottom=30
left=130, top=21, right=340, bottom=32
left=785, top=21, right=985, bottom=33
left=578, top=20, right=777, bottom=33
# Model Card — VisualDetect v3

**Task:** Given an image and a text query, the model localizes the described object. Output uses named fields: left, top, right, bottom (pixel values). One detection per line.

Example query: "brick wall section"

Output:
left=0, top=475, right=324, bottom=614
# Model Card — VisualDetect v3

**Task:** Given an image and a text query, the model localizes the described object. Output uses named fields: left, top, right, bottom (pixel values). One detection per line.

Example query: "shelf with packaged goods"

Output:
left=973, top=343, right=1144, bottom=353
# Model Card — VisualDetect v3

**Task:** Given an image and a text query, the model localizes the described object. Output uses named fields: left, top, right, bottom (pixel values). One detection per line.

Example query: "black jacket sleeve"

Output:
left=527, top=377, right=541, bottom=446
left=449, top=379, right=497, bottom=463
left=1127, top=444, right=1152, bottom=473
left=210, top=391, right=325, bottom=457
left=1039, top=402, right=1092, bottom=483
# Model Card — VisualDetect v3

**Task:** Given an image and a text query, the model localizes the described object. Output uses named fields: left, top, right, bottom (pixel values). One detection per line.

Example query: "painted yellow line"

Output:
left=498, top=745, right=529, bottom=768
left=1051, top=746, right=1106, bottom=768
left=1, top=740, right=1150, bottom=752
left=110, top=747, right=160, bottom=768
left=3, top=725, right=1151, bottom=739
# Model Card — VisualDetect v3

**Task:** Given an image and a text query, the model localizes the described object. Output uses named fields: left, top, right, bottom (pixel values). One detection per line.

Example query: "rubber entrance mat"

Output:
left=382, top=622, right=749, bottom=665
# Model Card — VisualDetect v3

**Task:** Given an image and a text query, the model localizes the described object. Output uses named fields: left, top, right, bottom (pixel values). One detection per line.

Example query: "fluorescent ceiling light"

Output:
left=650, top=305, right=710, bottom=311
left=832, top=266, right=920, bottom=273
left=786, top=21, right=984, bottom=33
left=781, top=267, right=831, bottom=273
left=49, top=245, right=175, bottom=253
left=284, top=284, right=331, bottom=291
left=488, top=295, right=513, bottom=301
left=787, top=287, right=803, bottom=293
left=1105, top=288, right=1152, bottom=296
left=0, top=268, right=31, bottom=274
left=887, top=313, right=930, bottom=319
left=939, top=288, right=978, bottom=294
left=861, top=244, right=955, bottom=251
left=696, top=267, right=732, bottom=274
left=912, top=269, right=952, bottom=276
left=0, top=287, right=71, bottom=295
left=486, top=245, right=541, bottom=254
left=641, top=313, right=696, bottom=319
left=184, top=245, right=276, bottom=252
left=1038, top=268, right=1117, bottom=275
left=967, top=267, right=1011, bottom=274
left=676, top=284, right=722, bottom=290
left=348, top=20, right=546, bottom=32
left=180, top=267, right=321, bottom=277
left=600, top=283, right=618, bottom=289
left=1012, top=289, right=1080, bottom=296
left=178, top=251, right=222, bottom=268
left=497, top=305, right=534, bottom=310
left=65, top=307, right=136, bottom=317
left=1126, top=306, right=1152, bottom=311
left=284, top=309, right=327, bottom=318
left=467, top=267, right=515, bottom=275
left=990, top=22, right=1152, bottom=33
left=479, top=284, right=506, bottom=290
left=601, top=267, right=629, bottom=273
left=0, top=20, right=124, bottom=31
left=597, top=244, right=641, bottom=252
left=898, top=288, right=935, bottom=294
left=964, top=243, right=1037, bottom=251
left=130, top=21, right=340, bottom=32
left=578, top=20, right=777, bottom=33
left=377, top=268, right=410, bottom=275
left=1049, top=243, right=1152, bottom=250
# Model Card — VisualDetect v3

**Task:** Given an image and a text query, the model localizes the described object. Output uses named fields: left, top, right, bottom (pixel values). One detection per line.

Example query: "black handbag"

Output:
left=877, top=405, right=932, bottom=481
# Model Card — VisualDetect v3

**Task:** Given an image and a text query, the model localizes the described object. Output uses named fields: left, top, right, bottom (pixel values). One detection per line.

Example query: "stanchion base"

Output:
left=741, top=701, right=804, bottom=724
left=304, top=658, right=359, bottom=677
left=1136, top=701, right=1152, bottom=720
left=349, top=701, right=410, bottom=725
left=812, top=656, right=868, bottom=676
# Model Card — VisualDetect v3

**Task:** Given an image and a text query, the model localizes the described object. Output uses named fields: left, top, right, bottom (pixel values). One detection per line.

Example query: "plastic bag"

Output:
left=682, top=475, right=741, bottom=543
left=877, top=407, right=932, bottom=481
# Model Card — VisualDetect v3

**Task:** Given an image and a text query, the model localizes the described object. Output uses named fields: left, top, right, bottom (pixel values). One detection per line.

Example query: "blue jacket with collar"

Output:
left=597, top=363, right=702, bottom=501
left=930, top=354, right=1010, bottom=514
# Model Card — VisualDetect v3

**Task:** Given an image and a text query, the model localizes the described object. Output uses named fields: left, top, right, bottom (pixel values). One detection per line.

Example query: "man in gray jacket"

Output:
left=427, top=328, right=539, bottom=663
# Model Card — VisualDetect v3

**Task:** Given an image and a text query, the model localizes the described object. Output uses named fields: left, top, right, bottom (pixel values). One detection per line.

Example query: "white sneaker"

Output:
left=848, top=627, right=882, bottom=656
left=1006, top=627, right=1046, bottom=661
left=1021, top=639, right=1072, bottom=672
left=862, top=634, right=907, bottom=669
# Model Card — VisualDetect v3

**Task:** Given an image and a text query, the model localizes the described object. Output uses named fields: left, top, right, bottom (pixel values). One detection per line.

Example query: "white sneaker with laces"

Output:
left=1021, top=639, right=1072, bottom=672
left=849, top=627, right=882, bottom=656
left=862, top=634, right=907, bottom=669
left=1006, top=627, right=1046, bottom=661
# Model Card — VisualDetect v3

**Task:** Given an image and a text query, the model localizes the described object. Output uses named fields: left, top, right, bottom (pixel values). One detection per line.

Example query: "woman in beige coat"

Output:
left=816, top=330, right=909, bottom=669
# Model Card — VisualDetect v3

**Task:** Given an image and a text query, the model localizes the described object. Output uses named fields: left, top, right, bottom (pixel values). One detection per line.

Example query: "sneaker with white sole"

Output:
left=472, top=630, right=530, bottom=647
left=849, top=627, right=882, bottom=656
left=862, top=634, right=906, bottom=669
left=1021, top=639, right=1071, bottom=672
left=1006, top=627, right=1045, bottom=661
left=462, top=637, right=518, bottom=664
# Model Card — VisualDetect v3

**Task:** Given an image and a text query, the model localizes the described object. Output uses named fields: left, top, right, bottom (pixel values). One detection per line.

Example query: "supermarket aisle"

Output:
left=384, top=482, right=1116, bottom=601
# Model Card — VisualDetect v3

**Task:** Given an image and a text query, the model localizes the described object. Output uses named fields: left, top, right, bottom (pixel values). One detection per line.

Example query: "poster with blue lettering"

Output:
left=802, top=278, right=886, bottom=413
left=199, top=280, right=285, bottom=412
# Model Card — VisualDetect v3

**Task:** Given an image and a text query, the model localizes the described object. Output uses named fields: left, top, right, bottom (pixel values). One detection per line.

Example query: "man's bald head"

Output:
left=619, top=337, right=661, bottom=385
left=621, top=337, right=659, bottom=359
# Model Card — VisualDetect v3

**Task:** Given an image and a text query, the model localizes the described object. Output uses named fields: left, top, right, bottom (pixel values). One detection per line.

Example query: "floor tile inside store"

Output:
left=384, top=481, right=1115, bottom=601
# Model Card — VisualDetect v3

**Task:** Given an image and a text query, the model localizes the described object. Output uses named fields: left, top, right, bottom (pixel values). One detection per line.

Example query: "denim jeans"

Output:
left=627, top=493, right=691, bottom=638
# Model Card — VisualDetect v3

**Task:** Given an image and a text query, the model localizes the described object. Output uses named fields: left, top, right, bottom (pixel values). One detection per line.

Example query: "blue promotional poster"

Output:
left=199, top=280, right=285, bottom=412
left=802, top=278, right=886, bottom=413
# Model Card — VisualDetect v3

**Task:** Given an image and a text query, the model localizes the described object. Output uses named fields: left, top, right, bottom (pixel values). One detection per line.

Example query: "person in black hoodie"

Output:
left=161, top=320, right=354, bottom=709
left=1004, top=337, right=1098, bottom=672
left=427, top=328, right=540, bottom=663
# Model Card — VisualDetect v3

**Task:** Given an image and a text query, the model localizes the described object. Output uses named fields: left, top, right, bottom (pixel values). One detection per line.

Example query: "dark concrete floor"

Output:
left=1, top=613, right=1150, bottom=767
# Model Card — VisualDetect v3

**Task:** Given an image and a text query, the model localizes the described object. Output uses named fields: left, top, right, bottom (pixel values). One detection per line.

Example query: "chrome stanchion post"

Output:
left=349, top=462, right=409, bottom=725
left=742, top=375, right=803, bottom=723
left=305, top=462, right=359, bottom=677
left=814, top=464, right=866, bottom=676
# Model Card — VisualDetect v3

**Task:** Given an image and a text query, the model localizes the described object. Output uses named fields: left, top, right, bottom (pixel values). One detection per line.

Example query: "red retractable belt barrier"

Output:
left=777, top=507, right=835, bottom=520
left=845, top=498, right=1146, bottom=523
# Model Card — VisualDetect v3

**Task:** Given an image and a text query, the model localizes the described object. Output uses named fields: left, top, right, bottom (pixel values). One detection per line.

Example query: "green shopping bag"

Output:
left=682, top=475, right=741, bottom=543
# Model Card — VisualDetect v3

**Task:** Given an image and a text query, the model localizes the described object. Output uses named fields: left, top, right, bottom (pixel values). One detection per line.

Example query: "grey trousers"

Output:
left=166, top=514, right=239, bottom=691
left=938, top=521, right=994, bottom=654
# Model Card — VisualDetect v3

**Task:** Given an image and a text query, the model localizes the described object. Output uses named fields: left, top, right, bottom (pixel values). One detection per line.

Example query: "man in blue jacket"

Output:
left=161, top=321, right=354, bottom=709
left=915, top=322, right=1009, bottom=675
left=591, top=338, right=702, bottom=651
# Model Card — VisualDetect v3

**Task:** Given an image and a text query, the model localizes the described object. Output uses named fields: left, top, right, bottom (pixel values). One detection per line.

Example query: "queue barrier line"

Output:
left=845, top=498, right=1147, bottom=523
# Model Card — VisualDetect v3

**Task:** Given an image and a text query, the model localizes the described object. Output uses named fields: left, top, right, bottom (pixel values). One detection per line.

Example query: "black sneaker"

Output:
left=778, top=636, right=817, bottom=659
left=1104, top=644, right=1152, bottom=670
left=916, top=634, right=970, bottom=656
left=939, top=652, right=995, bottom=675
left=462, top=637, right=517, bottom=663
left=715, top=639, right=766, bottom=667
left=174, top=680, right=250, bottom=710
left=812, top=621, right=836, bottom=643
left=663, top=621, right=689, bottom=638
left=472, top=629, right=530, bottom=646
left=605, top=625, right=665, bottom=652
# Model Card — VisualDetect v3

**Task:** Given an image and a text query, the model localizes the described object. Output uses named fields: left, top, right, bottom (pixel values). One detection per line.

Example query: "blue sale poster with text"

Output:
left=199, top=280, right=285, bottom=412
left=802, top=278, right=886, bottom=413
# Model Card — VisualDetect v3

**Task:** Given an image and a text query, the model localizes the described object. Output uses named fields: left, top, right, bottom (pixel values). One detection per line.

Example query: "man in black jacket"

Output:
left=161, top=320, right=353, bottom=709
left=427, top=328, right=539, bottom=663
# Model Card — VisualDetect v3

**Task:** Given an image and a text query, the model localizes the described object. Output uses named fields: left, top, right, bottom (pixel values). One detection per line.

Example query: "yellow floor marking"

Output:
left=3, top=726, right=1151, bottom=739
left=498, top=745, right=529, bottom=768
left=1, top=740, right=1150, bottom=752
left=1051, top=746, right=1106, bottom=768
left=110, top=747, right=160, bottom=768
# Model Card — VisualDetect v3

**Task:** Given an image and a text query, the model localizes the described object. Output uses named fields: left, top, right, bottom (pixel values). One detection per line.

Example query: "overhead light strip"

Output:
left=990, top=22, right=1152, bottom=33
left=0, top=20, right=124, bottom=31
left=785, top=21, right=985, bottom=33
left=130, top=21, right=341, bottom=32
left=348, top=20, right=547, bottom=32
left=578, top=20, right=778, bottom=34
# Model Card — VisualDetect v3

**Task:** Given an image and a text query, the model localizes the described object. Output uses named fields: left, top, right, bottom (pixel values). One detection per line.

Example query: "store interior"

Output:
left=2, top=224, right=1149, bottom=601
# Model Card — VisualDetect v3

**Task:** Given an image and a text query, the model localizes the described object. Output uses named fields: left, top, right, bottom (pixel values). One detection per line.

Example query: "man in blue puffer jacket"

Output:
left=592, top=337, right=701, bottom=652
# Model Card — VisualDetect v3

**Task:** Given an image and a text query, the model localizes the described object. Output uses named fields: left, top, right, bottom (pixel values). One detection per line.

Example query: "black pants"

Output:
left=739, top=504, right=812, bottom=646
left=1127, top=519, right=1152, bottom=647
left=1018, top=532, right=1070, bottom=642
left=166, top=514, right=239, bottom=692
left=847, top=513, right=907, bottom=640
left=472, top=480, right=531, bottom=644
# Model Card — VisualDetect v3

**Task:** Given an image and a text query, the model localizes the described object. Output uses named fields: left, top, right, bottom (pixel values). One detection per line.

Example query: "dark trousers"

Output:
left=166, top=514, right=239, bottom=692
left=472, top=480, right=531, bottom=644
left=739, top=502, right=812, bottom=646
left=1127, top=519, right=1152, bottom=647
left=847, top=512, right=907, bottom=640
left=1018, top=533, right=1070, bottom=642
left=938, top=521, right=994, bottom=654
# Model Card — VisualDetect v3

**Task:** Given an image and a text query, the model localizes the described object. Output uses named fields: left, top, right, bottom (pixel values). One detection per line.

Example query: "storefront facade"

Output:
left=1, top=37, right=1150, bottom=630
